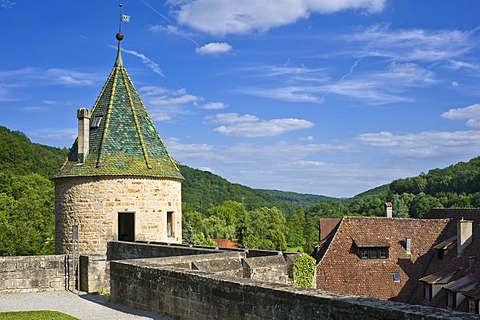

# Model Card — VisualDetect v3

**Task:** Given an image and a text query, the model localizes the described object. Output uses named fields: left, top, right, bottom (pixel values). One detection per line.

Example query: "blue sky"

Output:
left=2, top=0, right=480, bottom=197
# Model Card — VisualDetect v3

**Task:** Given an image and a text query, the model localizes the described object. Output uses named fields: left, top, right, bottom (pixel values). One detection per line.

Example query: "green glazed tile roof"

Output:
left=53, top=48, right=183, bottom=181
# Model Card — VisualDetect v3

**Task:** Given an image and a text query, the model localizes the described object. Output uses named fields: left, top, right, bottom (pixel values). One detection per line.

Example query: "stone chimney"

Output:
left=385, top=202, right=393, bottom=218
left=457, top=218, right=473, bottom=256
left=77, top=108, right=91, bottom=164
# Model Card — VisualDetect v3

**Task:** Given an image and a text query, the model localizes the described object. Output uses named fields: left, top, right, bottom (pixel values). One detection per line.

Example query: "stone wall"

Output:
left=80, top=255, right=109, bottom=293
left=107, top=241, right=221, bottom=260
left=242, top=255, right=290, bottom=284
left=54, top=176, right=182, bottom=255
left=0, top=255, right=71, bottom=293
left=110, top=259, right=479, bottom=320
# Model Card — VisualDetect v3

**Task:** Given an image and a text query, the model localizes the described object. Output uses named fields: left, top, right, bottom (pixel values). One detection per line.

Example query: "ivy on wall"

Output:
left=291, top=254, right=316, bottom=288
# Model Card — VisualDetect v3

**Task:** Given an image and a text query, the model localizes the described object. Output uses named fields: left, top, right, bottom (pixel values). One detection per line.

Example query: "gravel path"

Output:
left=0, top=291, right=172, bottom=320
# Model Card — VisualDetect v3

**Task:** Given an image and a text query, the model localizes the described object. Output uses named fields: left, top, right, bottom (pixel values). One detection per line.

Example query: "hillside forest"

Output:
left=1, top=125, right=480, bottom=256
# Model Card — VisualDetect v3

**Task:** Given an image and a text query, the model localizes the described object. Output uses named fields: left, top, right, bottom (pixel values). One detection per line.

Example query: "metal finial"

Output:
left=118, top=3, right=124, bottom=34
left=115, top=3, right=125, bottom=67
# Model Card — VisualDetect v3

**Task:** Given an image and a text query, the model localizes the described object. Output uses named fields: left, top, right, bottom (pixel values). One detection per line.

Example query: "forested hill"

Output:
left=255, top=189, right=336, bottom=207
left=0, top=127, right=68, bottom=256
left=179, top=165, right=328, bottom=214
left=386, top=156, right=480, bottom=218
left=0, top=126, right=68, bottom=177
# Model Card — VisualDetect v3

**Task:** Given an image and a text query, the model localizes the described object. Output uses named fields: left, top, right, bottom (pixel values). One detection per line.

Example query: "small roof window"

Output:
left=393, top=273, right=400, bottom=282
left=91, top=116, right=103, bottom=128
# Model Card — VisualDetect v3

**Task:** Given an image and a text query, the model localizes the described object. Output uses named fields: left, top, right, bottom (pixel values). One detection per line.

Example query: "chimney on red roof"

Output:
left=385, top=202, right=393, bottom=218
left=457, top=218, right=473, bottom=256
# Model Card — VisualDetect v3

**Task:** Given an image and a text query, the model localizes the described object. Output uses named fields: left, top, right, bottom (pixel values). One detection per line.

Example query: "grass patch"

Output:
left=0, top=311, right=78, bottom=320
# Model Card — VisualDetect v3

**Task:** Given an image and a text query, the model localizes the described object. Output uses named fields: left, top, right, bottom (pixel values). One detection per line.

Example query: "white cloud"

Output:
left=0, top=67, right=98, bottom=87
left=206, top=113, right=314, bottom=137
left=300, top=135, right=315, bottom=142
left=324, top=79, right=412, bottom=104
left=0, top=0, right=15, bottom=9
left=196, top=42, right=232, bottom=55
left=121, top=48, right=165, bottom=77
left=166, top=137, right=217, bottom=160
left=148, top=24, right=199, bottom=46
left=358, top=131, right=396, bottom=147
left=238, top=62, right=434, bottom=105
left=241, top=86, right=321, bottom=103
left=198, top=102, right=228, bottom=109
left=174, top=0, right=385, bottom=35
left=441, top=104, right=480, bottom=128
left=447, top=60, right=480, bottom=71
left=149, top=24, right=189, bottom=35
left=29, top=128, right=77, bottom=142
left=198, top=166, right=214, bottom=173
left=358, top=129, right=480, bottom=157
left=140, top=86, right=201, bottom=106
left=139, top=86, right=201, bottom=121
left=451, top=81, right=459, bottom=87
left=351, top=25, right=475, bottom=62
left=382, top=62, right=436, bottom=85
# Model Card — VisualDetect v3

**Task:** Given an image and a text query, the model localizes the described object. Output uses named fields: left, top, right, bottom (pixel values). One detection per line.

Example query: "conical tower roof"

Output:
left=53, top=32, right=183, bottom=181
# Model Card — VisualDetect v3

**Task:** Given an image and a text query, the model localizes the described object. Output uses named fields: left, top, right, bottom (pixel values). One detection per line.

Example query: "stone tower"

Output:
left=52, top=27, right=184, bottom=255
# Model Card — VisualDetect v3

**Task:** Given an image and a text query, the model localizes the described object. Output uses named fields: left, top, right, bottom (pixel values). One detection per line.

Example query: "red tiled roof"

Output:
left=213, top=239, right=237, bottom=248
left=316, top=216, right=449, bottom=302
left=319, top=218, right=341, bottom=241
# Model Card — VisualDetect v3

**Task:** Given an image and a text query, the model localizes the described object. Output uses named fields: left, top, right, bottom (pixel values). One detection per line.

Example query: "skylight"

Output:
left=91, top=116, right=102, bottom=128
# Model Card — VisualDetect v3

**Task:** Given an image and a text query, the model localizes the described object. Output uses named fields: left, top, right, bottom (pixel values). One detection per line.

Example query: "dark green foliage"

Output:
left=287, top=207, right=306, bottom=248
left=0, top=126, right=67, bottom=177
left=388, top=156, right=480, bottom=217
left=256, top=189, right=336, bottom=207
left=179, top=165, right=296, bottom=214
left=239, top=207, right=287, bottom=250
left=291, top=254, right=316, bottom=288
left=348, top=183, right=390, bottom=199
left=0, top=127, right=67, bottom=256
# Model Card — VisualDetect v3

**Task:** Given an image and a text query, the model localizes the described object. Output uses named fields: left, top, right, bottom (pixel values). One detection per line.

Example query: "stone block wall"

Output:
left=80, top=255, right=110, bottom=293
left=110, top=259, right=479, bottom=320
left=107, top=240, right=221, bottom=260
left=0, top=255, right=70, bottom=293
left=242, top=255, right=290, bottom=284
left=55, top=176, right=182, bottom=255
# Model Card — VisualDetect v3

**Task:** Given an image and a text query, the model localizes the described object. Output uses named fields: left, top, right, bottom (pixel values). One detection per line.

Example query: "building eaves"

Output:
left=419, top=267, right=461, bottom=285
left=433, top=236, right=457, bottom=250
left=443, top=274, right=478, bottom=292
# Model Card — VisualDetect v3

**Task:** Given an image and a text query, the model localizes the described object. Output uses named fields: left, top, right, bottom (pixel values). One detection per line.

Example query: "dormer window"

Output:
left=353, top=237, right=389, bottom=260
left=433, top=236, right=456, bottom=260
left=91, top=116, right=103, bottom=128
left=419, top=267, right=459, bottom=301
left=358, top=247, right=389, bottom=260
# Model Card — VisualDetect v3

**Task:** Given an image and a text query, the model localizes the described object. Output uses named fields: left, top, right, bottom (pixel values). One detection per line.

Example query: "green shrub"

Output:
left=291, top=254, right=316, bottom=288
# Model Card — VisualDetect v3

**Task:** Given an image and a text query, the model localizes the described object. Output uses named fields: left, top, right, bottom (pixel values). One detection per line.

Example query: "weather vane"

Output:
left=115, top=3, right=130, bottom=67
left=118, top=3, right=130, bottom=35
